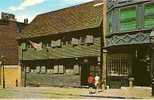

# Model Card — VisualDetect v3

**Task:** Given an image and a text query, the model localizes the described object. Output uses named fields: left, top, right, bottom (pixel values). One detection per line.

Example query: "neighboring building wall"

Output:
left=106, top=0, right=154, bottom=88
left=0, top=13, right=27, bottom=87
left=0, top=65, right=21, bottom=88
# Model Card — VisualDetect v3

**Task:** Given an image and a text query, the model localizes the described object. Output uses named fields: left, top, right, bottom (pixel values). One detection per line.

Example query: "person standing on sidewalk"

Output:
left=88, top=73, right=95, bottom=94
left=94, top=74, right=100, bottom=94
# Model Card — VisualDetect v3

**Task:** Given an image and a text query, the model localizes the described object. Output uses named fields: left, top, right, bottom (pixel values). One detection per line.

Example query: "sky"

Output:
left=0, top=0, right=94, bottom=23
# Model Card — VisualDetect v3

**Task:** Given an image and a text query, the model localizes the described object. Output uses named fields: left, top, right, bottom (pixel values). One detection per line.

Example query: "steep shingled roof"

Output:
left=21, top=1, right=103, bottom=38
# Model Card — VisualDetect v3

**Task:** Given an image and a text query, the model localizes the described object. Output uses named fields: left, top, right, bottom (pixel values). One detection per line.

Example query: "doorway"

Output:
left=81, top=64, right=90, bottom=85
left=133, top=48, right=151, bottom=86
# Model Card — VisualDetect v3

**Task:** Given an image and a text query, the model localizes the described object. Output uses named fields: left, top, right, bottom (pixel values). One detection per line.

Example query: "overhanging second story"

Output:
left=18, top=1, right=104, bottom=61
left=106, top=0, right=154, bottom=47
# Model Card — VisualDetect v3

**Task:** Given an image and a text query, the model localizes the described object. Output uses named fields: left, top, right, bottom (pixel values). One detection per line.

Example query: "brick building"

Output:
left=0, top=12, right=27, bottom=87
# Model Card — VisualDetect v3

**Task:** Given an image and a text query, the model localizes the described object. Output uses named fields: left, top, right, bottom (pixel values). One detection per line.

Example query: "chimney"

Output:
left=24, top=18, right=28, bottom=24
left=1, top=12, right=16, bottom=21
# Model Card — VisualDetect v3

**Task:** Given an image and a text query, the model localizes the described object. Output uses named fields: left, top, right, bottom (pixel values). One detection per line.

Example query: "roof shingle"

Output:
left=21, top=1, right=103, bottom=38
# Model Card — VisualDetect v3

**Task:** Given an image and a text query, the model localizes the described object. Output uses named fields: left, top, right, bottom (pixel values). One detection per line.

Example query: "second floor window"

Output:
left=144, top=3, right=154, bottom=28
left=85, top=35, right=94, bottom=44
left=72, top=38, right=79, bottom=46
left=120, top=6, right=137, bottom=31
left=51, top=39, right=61, bottom=48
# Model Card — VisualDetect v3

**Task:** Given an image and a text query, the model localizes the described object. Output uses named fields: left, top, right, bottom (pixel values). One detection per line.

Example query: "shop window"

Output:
left=107, top=54, right=130, bottom=77
left=144, top=3, right=154, bottom=28
left=120, top=6, right=137, bottom=31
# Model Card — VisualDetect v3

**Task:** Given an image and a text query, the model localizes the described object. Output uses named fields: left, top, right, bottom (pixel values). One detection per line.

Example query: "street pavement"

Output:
left=0, top=86, right=153, bottom=99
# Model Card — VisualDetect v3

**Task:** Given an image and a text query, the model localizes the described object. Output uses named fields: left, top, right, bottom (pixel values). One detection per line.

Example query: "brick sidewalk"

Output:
left=82, top=86, right=153, bottom=99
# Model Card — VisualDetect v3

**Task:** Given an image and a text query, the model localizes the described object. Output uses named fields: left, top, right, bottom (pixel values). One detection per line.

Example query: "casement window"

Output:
left=51, top=40, right=56, bottom=48
left=85, top=35, right=94, bottom=44
left=51, top=39, right=61, bottom=48
left=26, top=67, right=30, bottom=73
left=73, top=65, right=80, bottom=75
left=40, top=66, right=46, bottom=73
left=79, top=37, right=85, bottom=45
left=36, top=66, right=41, bottom=73
left=53, top=65, right=59, bottom=74
left=56, top=39, right=61, bottom=47
left=21, top=42, right=26, bottom=50
left=72, top=38, right=79, bottom=46
left=59, top=65, right=64, bottom=74
left=144, top=3, right=154, bottom=28
left=120, top=6, right=137, bottom=31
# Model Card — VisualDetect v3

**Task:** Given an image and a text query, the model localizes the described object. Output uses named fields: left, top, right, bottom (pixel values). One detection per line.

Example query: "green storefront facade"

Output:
left=106, top=0, right=154, bottom=88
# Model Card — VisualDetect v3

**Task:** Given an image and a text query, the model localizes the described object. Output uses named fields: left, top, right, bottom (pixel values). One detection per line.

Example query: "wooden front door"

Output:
left=81, top=64, right=90, bottom=85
